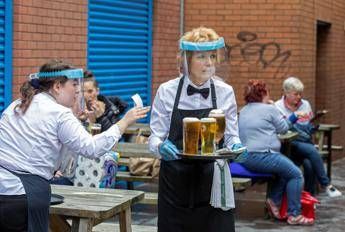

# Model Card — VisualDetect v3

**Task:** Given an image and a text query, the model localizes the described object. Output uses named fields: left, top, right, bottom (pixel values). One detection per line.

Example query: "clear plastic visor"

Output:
left=29, top=68, right=85, bottom=113
left=179, top=38, right=229, bottom=80
left=180, top=47, right=229, bottom=80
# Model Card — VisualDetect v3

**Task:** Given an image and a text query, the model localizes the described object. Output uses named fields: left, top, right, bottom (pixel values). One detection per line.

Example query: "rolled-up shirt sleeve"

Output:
left=57, top=111, right=122, bottom=159
left=222, top=86, right=241, bottom=149
left=148, top=86, right=170, bottom=157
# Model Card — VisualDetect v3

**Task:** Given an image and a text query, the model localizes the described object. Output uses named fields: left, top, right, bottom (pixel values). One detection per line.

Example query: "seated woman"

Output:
left=275, top=76, right=342, bottom=197
left=83, top=70, right=128, bottom=132
left=238, top=80, right=313, bottom=225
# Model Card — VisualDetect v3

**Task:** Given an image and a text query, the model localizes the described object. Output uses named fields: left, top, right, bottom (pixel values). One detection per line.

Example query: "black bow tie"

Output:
left=187, top=85, right=210, bottom=99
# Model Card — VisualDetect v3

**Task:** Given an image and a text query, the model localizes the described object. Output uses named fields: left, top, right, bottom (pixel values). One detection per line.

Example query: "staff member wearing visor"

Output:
left=149, top=27, right=244, bottom=232
left=0, top=60, right=150, bottom=232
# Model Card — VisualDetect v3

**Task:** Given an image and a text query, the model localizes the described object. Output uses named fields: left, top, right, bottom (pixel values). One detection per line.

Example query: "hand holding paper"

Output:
left=131, top=93, right=144, bottom=108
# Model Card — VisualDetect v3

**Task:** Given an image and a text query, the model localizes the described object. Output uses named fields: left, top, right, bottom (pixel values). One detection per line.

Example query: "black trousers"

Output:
left=0, top=194, right=28, bottom=232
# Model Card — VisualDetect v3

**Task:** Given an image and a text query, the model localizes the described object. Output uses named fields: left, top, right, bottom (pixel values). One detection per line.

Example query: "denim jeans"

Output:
left=291, top=140, right=330, bottom=187
left=290, top=155, right=317, bottom=195
left=242, top=152, right=303, bottom=216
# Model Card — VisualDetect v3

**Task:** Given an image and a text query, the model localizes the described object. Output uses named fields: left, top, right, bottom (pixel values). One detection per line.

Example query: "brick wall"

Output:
left=151, top=0, right=181, bottom=97
left=180, top=0, right=345, bottom=157
left=12, top=0, right=87, bottom=99
left=313, top=0, right=345, bottom=153
left=9, top=0, right=345, bottom=157
left=184, top=0, right=303, bottom=105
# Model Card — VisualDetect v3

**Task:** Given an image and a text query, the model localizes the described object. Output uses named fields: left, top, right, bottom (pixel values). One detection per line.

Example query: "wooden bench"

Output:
left=93, top=223, right=157, bottom=232
left=116, top=170, right=250, bottom=205
left=114, top=143, right=158, bottom=190
left=136, top=177, right=251, bottom=205
left=114, top=142, right=252, bottom=204
left=314, top=124, right=342, bottom=180
left=116, top=171, right=158, bottom=183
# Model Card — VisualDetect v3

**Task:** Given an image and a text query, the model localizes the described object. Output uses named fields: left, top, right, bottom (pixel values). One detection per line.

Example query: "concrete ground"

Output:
left=120, top=157, right=345, bottom=231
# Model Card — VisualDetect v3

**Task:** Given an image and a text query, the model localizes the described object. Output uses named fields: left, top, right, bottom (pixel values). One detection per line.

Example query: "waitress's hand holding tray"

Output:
left=178, top=116, right=245, bottom=161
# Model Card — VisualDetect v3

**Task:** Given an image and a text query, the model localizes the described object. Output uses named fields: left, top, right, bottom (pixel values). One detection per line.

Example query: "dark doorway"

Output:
left=315, top=20, right=331, bottom=112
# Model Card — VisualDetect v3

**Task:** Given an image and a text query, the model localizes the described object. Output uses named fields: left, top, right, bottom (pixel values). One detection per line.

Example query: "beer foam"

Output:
left=183, top=117, right=200, bottom=122
left=201, top=117, right=216, bottom=122
left=209, top=109, right=224, bottom=115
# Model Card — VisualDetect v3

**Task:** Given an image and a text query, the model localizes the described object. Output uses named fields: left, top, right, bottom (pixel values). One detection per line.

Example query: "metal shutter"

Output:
left=88, top=0, right=152, bottom=108
left=0, top=0, right=12, bottom=114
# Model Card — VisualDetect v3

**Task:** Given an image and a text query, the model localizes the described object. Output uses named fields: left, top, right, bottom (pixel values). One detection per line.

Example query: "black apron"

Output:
left=1, top=166, right=51, bottom=232
left=158, top=77, right=235, bottom=232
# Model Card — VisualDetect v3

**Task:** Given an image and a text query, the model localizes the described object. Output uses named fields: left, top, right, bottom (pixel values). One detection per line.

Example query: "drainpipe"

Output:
left=180, top=0, right=184, bottom=37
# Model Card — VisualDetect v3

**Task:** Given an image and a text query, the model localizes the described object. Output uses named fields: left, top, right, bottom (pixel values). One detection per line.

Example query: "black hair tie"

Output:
left=30, top=79, right=40, bottom=89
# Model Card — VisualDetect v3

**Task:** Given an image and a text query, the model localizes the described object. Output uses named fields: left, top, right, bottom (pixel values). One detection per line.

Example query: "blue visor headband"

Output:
left=33, top=68, right=84, bottom=79
left=179, top=37, right=225, bottom=51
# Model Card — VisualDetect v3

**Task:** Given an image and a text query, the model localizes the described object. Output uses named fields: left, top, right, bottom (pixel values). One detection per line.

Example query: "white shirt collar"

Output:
left=185, top=75, right=211, bottom=89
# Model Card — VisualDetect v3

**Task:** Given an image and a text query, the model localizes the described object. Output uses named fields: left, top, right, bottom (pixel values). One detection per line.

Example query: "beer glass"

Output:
left=200, top=118, right=217, bottom=155
left=209, top=109, right=225, bottom=149
left=183, top=117, right=201, bottom=155
left=90, top=123, right=102, bottom=135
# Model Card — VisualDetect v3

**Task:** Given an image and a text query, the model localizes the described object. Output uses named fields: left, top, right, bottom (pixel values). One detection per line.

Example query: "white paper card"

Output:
left=131, top=93, right=144, bottom=108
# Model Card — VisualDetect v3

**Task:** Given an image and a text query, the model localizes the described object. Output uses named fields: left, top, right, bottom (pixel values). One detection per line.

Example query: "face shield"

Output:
left=29, top=68, right=85, bottom=113
left=179, top=37, right=229, bottom=82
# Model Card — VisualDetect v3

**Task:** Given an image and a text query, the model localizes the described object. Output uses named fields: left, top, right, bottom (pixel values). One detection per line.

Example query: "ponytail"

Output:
left=14, top=59, right=73, bottom=115
left=14, top=81, right=39, bottom=115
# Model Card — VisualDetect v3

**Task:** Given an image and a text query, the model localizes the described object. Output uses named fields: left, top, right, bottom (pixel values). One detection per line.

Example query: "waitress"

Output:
left=0, top=60, right=150, bottom=232
left=149, top=27, right=243, bottom=232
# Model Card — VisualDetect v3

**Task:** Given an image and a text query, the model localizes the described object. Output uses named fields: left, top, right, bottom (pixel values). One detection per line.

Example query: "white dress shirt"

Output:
left=149, top=75, right=241, bottom=156
left=0, top=93, right=122, bottom=195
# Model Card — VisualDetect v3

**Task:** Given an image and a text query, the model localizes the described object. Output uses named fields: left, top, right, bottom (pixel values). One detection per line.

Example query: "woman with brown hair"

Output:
left=238, top=79, right=314, bottom=225
left=0, top=60, right=149, bottom=232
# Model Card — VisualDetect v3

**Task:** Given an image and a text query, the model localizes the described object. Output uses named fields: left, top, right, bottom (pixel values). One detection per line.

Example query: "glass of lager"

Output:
left=200, top=118, right=217, bottom=155
left=209, top=109, right=226, bottom=149
left=183, top=117, right=201, bottom=155
left=90, top=123, right=102, bottom=135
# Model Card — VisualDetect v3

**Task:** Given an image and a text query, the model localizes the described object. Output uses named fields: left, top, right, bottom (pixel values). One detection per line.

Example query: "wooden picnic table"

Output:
left=124, top=123, right=150, bottom=135
left=316, top=124, right=341, bottom=180
left=278, top=130, right=299, bottom=156
left=49, top=185, right=144, bottom=232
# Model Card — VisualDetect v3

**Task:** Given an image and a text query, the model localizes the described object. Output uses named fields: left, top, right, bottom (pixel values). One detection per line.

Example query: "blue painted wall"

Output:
left=87, top=0, right=152, bottom=113
left=0, top=0, right=12, bottom=114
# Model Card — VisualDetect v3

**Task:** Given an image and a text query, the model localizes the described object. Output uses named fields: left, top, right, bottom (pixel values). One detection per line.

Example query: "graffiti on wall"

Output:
left=226, top=31, right=292, bottom=78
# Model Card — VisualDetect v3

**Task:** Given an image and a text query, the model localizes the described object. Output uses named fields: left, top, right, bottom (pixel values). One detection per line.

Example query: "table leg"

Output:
left=326, top=131, right=332, bottom=180
left=49, top=215, right=70, bottom=232
left=71, top=218, right=94, bottom=232
left=119, top=207, right=132, bottom=232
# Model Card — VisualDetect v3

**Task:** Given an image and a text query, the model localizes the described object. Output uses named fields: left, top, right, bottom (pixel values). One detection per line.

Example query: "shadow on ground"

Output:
left=126, top=158, right=345, bottom=231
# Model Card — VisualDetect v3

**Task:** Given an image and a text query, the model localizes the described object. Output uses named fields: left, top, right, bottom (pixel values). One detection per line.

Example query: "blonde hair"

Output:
left=178, top=27, right=221, bottom=73
left=181, top=26, right=220, bottom=43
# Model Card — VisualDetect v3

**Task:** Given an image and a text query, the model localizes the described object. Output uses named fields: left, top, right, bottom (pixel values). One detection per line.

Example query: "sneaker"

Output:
left=326, top=185, right=342, bottom=198
left=287, top=215, right=314, bottom=225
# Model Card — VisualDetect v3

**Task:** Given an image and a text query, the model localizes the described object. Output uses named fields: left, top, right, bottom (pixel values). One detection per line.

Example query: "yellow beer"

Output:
left=183, top=117, right=201, bottom=155
left=90, top=123, right=102, bottom=135
left=209, top=109, right=226, bottom=144
left=200, top=118, right=217, bottom=155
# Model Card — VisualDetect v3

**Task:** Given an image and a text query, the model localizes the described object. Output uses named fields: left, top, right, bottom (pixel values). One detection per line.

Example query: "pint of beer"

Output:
left=209, top=109, right=226, bottom=144
left=183, top=117, right=201, bottom=155
left=90, top=123, right=102, bottom=135
left=200, top=118, right=217, bottom=155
